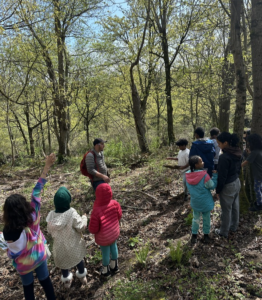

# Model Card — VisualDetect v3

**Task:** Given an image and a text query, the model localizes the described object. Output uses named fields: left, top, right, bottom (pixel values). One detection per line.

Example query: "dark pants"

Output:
left=92, top=180, right=105, bottom=191
left=61, top=260, right=85, bottom=278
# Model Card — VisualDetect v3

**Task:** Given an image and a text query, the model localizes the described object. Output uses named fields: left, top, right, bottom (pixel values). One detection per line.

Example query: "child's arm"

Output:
left=31, top=154, right=56, bottom=213
left=241, top=160, right=249, bottom=168
left=166, top=157, right=178, bottom=160
left=72, top=211, right=87, bottom=233
left=88, top=212, right=100, bottom=234
left=115, top=201, right=122, bottom=220
left=204, top=172, right=218, bottom=190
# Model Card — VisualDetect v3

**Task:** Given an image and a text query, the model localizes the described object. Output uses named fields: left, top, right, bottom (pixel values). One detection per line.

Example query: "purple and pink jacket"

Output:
left=186, top=170, right=218, bottom=212
left=7, top=178, right=47, bottom=275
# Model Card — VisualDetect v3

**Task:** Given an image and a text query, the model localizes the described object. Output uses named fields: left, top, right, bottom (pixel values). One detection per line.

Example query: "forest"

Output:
left=1, top=0, right=262, bottom=299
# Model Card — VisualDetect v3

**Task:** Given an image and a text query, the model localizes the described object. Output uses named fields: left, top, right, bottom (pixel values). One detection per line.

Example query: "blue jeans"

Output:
left=100, top=241, right=118, bottom=266
left=92, top=180, right=105, bottom=191
left=192, top=211, right=211, bottom=235
left=20, top=260, right=49, bottom=286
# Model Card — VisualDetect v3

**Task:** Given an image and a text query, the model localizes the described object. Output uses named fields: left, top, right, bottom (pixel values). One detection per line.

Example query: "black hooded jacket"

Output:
left=216, top=147, right=242, bottom=194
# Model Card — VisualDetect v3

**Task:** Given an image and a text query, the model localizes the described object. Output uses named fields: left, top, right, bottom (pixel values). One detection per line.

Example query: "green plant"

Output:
left=135, top=242, right=150, bottom=265
left=128, top=236, right=142, bottom=247
left=184, top=211, right=193, bottom=226
left=88, top=249, right=102, bottom=265
left=168, top=241, right=183, bottom=265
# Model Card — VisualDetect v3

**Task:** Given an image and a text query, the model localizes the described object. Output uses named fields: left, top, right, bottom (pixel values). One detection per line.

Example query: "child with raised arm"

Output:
left=3, top=154, right=56, bottom=300
left=167, top=139, right=190, bottom=200
left=241, top=133, right=262, bottom=211
left=88, top=183, right=122, bottom=279
left=185, top=156, right=218, bottom=244
left=46, top=187, right=88, bottom=289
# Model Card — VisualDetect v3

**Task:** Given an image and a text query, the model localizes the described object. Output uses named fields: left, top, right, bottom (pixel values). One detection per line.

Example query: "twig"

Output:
left=121, top=205, right=148, bottom=210
left=114, top=190, right=158, bottom=202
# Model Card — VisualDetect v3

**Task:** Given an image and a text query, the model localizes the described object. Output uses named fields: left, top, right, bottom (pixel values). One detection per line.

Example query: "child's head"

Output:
left=247, top=134, right=262, bottom=151
left=3, top=194, right=34, bottom=231
left=175, top=138, right=188, bottom=150
left=216, top=132, right=239, bottom=149
left=54, top=187, right=72, bottom=213
left=210, top=127, right=220, bottom=138
left=194, top=127, right=205, bottom=139
left=189, top=156, right=204, bottom=172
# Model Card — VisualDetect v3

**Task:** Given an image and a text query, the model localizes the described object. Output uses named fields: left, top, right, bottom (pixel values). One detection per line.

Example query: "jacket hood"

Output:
left=94, top=183, right=113, bottom=206
left=222, top=146, right=242, bottom=159
left=192, top=140, right=214, bottom=154
left=186, top=170, right=209, bottom=185
left=46, top=208, right=75, bottom=230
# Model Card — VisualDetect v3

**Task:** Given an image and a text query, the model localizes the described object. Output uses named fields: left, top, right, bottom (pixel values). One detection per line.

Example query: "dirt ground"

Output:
left=1, top=158, right=262, bottom=300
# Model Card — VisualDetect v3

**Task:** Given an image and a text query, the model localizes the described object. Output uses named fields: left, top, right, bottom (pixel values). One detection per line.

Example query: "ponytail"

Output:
left=217, top=132, right=239, bottom=147
left=189, top=156, right=201, bottom=172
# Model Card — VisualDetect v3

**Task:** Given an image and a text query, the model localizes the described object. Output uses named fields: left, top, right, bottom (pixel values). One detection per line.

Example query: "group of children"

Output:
left=2, top=153, right=122, bottom=300
left=169, top=127, right=262, bottom=244
left=2, top=128, right=262, bottom=299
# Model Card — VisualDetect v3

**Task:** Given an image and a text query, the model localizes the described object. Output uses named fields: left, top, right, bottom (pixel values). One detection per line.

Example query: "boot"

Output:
left=101, top=265, right=111, bottom=279
left=76, top=268, right=87, bottom=285
left=204, top=234, right=212, bottom=244
left=191, top=234, right=197, bottom=244
left=109, top=259, right=119, bottom=274
left=61, top=272, right=73, bottom=289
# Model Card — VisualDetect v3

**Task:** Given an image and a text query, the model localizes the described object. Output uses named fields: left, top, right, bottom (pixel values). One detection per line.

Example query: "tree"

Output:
left=250, top=0, right=262, bottom=134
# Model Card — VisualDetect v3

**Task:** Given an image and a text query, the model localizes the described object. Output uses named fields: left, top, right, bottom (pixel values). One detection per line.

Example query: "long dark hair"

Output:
left=217, top=132, right=239, bottom=147
left=189, top=155, right=201, bottom=172
left=3, top=194, right=34, bottom=231
left=248, top=134, right=262, bottom=151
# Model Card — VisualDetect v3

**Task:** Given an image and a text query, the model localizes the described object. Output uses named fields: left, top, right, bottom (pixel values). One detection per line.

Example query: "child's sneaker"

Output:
left=101, top=265, right=111, bottom=279
left=109, top=259, right=119, bottom=274
left=76, top=268, right=87, bottom=285
left=204, top=234, right=212, bottom=244
left=191, top=234, right=197, bottom=244
left=61, top=272, right=73, bottom=289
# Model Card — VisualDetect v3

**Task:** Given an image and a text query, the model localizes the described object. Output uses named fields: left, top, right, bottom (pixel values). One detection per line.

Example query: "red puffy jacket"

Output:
left=88, top=183, right=122, bottom=246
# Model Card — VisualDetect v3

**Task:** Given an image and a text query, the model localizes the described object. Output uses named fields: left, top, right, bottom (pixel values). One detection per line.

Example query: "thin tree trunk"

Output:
left=11, top=109, right=29, bottom=155
left=219, top=43, right=235, bottom=132
left=231, top=0, right=247, bottom=145
left=250, top=0, right=262, bottom=133
left=6, top=100, right=15, bottom=166
left=24, top=105, right=35, bottom=157
left=45, top=97, right=52, bottom=153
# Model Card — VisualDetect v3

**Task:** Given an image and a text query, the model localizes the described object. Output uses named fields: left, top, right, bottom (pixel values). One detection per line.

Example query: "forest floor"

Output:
left=1, top=151, right=262, bottom=300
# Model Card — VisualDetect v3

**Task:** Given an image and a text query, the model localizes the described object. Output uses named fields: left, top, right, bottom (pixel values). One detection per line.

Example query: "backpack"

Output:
left=80, top=151, right=98, bottom=180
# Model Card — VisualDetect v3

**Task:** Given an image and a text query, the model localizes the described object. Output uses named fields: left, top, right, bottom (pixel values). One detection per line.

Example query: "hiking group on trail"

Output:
left=1, top=130, right=262, bottom=300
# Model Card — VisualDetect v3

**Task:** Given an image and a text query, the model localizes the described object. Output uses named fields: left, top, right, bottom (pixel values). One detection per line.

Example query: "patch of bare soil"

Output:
left=1, top=163, right=262, bottom=299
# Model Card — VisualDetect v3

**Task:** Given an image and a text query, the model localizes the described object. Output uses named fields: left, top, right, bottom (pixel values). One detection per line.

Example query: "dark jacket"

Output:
left=216, top=147, right=242, bottom=194
left=189, top=139, right=216, bottom=177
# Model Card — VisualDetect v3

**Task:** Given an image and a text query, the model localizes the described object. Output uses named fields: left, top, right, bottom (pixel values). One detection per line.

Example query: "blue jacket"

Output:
left=189, top=139, right=216, bottom=177
left=186, top=170, right=218, bottom=212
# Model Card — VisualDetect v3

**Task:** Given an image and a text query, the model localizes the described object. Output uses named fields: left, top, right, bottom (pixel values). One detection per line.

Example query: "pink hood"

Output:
left=186, top=170, right=210, bottom=185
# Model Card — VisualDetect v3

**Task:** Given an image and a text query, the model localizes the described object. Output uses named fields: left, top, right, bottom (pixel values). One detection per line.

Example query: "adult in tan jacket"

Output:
left=46, top=187, right=87, bottom=289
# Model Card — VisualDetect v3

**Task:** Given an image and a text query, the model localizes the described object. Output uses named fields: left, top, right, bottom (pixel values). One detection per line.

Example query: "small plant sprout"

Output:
left=169, top=241, right=183, bottom=265
left=135, top=242, right=150, bottom=265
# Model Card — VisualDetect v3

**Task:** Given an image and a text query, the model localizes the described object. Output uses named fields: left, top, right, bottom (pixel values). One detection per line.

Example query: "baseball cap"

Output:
left=93, top=138, right=107, bottom=146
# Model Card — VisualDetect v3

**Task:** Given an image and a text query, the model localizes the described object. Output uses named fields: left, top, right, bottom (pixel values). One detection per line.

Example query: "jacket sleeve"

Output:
left=204, top=173, right=218, bottom=190
left=88, top=211, right=100, bottom=234
left=115, top=201, right=122, bottom=221
left=85, top=152, right=97, bottom=176
left=189, top=143, right=197, bottom=157
left=72, top=211, right=87, bottom=233
left=216, top=155, right=229, bottom=194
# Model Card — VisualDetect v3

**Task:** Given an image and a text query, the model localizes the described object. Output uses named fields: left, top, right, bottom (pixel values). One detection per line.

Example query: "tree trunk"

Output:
left=12, top=109, right=29, bottom=155
left=39, top=98, right=46, bottom=154
left=219, top=43, right=235, bottom=132
left=24, top=106, right=35, bottom=157
left=162, top=35, right=175, bottom=145
left=231, top=0, right=247, bottom=145
left=45, top=97, right=52, bottom=153
left=6, top=100, right=15, bottom=166
left=250, top=0, right=262, bottom=134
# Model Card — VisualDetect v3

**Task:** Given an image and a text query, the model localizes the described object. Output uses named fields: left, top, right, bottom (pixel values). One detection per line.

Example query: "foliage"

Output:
left=128, top=236, right=142, bottom=247
left=184, top=210, right=193, bottom=226
left=168, top=240, right=192, bottom=266
left=87, top=249, right=102, bottom=265
left=135, top=242, right=150, bottom=265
